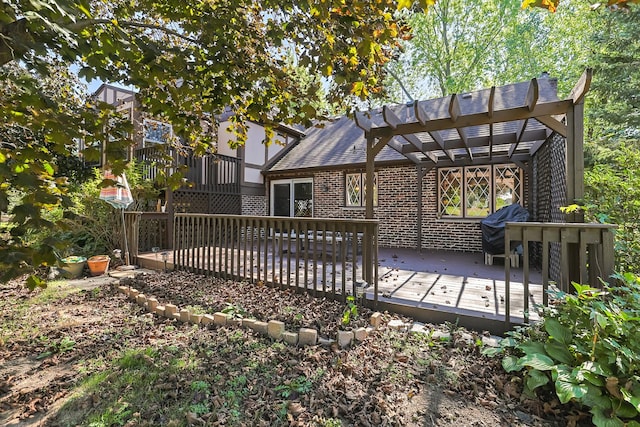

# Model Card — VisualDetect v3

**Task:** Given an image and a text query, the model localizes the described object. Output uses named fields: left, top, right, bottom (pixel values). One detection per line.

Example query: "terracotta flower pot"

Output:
left=87, top=255, right=110, bottom=276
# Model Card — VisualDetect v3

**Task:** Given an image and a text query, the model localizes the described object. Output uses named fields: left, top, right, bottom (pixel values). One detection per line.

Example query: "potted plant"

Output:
left=87, top=255, right=110, bottom=276
left=58, top=256, right=87, bottom=279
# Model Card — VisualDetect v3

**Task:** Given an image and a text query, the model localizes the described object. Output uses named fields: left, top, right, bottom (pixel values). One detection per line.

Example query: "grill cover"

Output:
left=480, top=204, right=530, bottom=255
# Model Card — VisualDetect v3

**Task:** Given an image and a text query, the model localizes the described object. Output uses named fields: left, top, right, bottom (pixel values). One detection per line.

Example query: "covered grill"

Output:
left=480, top=204, right=530, bottom=255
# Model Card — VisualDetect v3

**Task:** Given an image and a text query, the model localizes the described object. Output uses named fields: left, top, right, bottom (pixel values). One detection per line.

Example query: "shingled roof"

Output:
left=267, top=70, right=591, bottom=175
left=266, top=115, right=406, bottom=173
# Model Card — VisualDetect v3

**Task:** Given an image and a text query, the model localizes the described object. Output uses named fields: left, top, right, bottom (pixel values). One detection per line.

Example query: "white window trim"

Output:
left=438, top=167, right=463, bottom=218
left=270, top=178, right=314, bottom=217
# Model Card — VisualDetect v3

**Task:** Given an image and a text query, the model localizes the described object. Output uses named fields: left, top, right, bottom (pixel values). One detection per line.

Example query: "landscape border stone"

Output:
left=113, top=281, right=475, bottom=349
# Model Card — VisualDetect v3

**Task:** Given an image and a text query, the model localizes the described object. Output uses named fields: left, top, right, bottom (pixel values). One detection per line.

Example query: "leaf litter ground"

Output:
left=0, top=271, right=586, bottom=426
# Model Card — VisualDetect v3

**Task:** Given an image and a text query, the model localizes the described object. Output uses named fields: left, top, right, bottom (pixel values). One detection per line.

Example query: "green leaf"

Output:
left=591, top=407, right=625, bottom=427
left=581, top=386, right=610, bottom=410
left=621, top=388, right=640, bottom=412
left=481, top=347, right=502, bottom=357
left=25, top=275, right=46, bottom=291
left=556, top=379, right=589, bottom=404
left=526, top=369, right=550, bottom=391
left=502, top=355, right=523, bottom=373
left=544, top=318, right=572, bottom=345
left=582, top=361, right=613, bottom=377
left=518, top=353, right=556, bottom=371
left=613, top=397, right=638, bottom=419
left=544, top=341, right=574, bottom=364
left=517, top=341, right=546, bottom=355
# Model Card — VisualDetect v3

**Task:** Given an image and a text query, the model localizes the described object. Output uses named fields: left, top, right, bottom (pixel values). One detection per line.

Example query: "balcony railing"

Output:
left=135, top=146, right=241, bottom=195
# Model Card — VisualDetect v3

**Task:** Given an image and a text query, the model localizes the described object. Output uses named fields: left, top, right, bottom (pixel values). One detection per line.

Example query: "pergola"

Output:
left=355, top=69, right=592, bottom=229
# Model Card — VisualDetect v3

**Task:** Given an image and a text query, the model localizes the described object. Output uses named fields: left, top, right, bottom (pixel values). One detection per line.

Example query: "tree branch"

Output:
left=68, top=19, right=200, bottom=45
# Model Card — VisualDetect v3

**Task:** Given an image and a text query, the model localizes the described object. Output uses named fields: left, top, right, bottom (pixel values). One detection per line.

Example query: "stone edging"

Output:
left=117, top=285, right=386, bottom=348
left=115, top=284, right=502, bottom=349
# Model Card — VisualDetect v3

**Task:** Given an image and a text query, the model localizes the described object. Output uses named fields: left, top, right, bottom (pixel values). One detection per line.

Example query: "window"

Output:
left=143, top=118, right=173, bottom=146
left=345, top=172, right=378, bottom=207
left=271, top=179, right=313, bottom=217
left=438, top=164, right=522, bottom=218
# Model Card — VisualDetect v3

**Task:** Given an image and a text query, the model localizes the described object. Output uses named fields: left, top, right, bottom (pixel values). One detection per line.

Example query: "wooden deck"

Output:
left=137, top=245, right=548, bottom=332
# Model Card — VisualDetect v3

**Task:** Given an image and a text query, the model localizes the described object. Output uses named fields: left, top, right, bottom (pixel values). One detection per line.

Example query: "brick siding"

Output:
left=268, top=139, right=565, bottom=257
left=241, top=194, right=267, bottom=216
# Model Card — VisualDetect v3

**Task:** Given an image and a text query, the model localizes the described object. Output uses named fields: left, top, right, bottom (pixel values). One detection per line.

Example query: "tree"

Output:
left=391, top=0, right=524, bottom=99
left=1, top=0, right=410, bottom=286
left=386, top=0, right=597, bottom=101
left=586, top=6, right=640, bottom=140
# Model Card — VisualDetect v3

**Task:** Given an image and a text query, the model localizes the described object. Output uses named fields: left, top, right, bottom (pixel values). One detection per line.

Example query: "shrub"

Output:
left=584, top=144, right=640, bottom=272
left=37, top=161, right=159, bottom=259
left=485, top=273, right=640, bottom=427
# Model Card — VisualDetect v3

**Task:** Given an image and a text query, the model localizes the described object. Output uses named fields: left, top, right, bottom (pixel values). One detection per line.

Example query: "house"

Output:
left=263, top=72, right=585, bottom=264
left=130, top=70, right=616, bottom=331
left=91, top=84, right=304, bottom=218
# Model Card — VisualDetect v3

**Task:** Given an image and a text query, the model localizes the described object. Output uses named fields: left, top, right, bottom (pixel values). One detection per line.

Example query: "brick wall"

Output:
left=270, top=161, right=534, bottom=253
left=241, top=194, right=267, bottom=216
left=286, top=164, right=507, bottom=252
left=419, top=169, right=484, bottom=252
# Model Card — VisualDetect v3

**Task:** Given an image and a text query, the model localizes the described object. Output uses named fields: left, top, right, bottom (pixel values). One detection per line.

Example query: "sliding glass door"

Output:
left=271, top=179, right=313, bottom=217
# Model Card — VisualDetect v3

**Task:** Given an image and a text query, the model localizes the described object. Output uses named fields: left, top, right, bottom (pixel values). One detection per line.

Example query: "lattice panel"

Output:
left=465, top=166, right=490, bottom=217
left=439, top=168, right=462, bottom=216
left=173, top=191, right=241, bottom=214
left=173, top=191, right=209, bottom=213
left=139, top=219, right=169, bottom=252
left=210, top=193, right=241, bottom=214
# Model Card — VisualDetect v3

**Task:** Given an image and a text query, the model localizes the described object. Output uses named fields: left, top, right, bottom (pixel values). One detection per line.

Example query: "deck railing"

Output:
left=135, top=147, right=241, bottom=195
left=504, top=222, right=616, bottom=325
left=124, top=212, right=172, bottom=263
left=173, top=214, right=379, bottom=304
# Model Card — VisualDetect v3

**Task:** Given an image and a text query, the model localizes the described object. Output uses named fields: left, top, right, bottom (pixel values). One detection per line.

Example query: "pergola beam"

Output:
left=449, top=94, right=461, bottom=122
left=382, top=106, right=402, bottom=130
left=526, top=78, right=539, bottom=111
left=402, top=134, right=438, bottom=163
left=536, top=115, right=567, bottom=137
left=509, top=119, right=529, bottom=158
left=414, top=101, right=455, bottom=161
left=418, top=153, right=531, bottom=168
left=410, top=127, right=548, bottom=153
left=489, top=123, right=494, bottom=160
left=354, top=111, right=373, bottom=133
left=387, top=138, right=425, bottom=164
left=487, top=86, right=495, bottom=118
left=455, top=126, right=473, bottom=160
left=569, top=68, right=593, bottom=105
left=372, top=99, right=573, bottom=139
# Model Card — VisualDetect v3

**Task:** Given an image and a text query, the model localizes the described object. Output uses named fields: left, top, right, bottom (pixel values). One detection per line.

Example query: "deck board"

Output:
left=137, top=246, right=547, bottom=325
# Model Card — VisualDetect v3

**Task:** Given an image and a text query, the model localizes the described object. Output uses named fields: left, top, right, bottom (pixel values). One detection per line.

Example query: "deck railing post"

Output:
left=504, top=225, right=512, bottom=329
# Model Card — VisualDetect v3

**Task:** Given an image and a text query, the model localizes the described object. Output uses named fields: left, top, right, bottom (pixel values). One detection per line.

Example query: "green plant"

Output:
left=37, top=336, right=76, bottom=359
left=275, top=376, right=313, bottom=399
left=341, top=296, right=358, bottom=327
left=485, top=274, right=640, bottom=427
left=188, top=381, right=211, bottom=416
left=222, top=302, right=247, bottom=319
left=582, top=145, right=640, bottom=273
left=188, top=402, right=210, bottom=416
